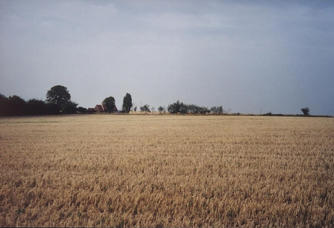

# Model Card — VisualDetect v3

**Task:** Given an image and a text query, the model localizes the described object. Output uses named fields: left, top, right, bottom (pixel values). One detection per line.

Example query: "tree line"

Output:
left=0, top=85, right=132, bottom=116
left=0, top=84, right=224, bottom=116
left=0, top=85, right=76, bottom=116
left=0, top=84, right=312, bottom=116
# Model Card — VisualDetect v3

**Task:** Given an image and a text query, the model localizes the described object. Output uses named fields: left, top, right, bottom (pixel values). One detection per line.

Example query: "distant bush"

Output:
left=158, top=106, right=165, bottom=114
left=77, top=107, right=88, bottom=114
left=140, top=105, right=151, bottom=112
left=301, top=107, right=310, bottom=116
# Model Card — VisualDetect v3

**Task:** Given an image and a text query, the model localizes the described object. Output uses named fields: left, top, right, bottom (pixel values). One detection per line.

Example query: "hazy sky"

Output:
left=0, top=0, right=333, bottom=115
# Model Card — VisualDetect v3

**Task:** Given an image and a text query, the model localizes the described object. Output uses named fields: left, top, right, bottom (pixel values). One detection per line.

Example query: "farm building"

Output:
left=94, top=105, right=104, bottom=112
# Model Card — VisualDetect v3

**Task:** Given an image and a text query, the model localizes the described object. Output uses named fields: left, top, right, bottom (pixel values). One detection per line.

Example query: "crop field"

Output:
left=0, top=115, right=333, bottom=227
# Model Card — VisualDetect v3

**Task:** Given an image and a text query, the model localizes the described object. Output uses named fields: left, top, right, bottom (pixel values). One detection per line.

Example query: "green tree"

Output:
left=103, top=96, right=117, bottom=113
left=46, top=85, right=71, bottom=107
left=140, top=104, right=151, bottom=112
left=122, top=93, right=133, bottom=113
left=158, top=106, right=165, bottom=113
left=301, top=107, right=310, bottom=116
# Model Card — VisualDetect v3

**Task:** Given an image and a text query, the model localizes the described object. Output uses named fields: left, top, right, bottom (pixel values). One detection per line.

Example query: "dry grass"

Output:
left=0, top=115, right=333, bottom=227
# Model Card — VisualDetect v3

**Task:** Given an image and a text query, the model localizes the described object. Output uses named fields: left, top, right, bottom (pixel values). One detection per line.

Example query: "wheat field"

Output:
left=0, top=115, right=333, bottom=227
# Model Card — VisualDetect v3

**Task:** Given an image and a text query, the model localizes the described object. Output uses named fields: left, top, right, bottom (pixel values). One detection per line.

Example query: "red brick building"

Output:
left=94, top=105, right=104, bottom=112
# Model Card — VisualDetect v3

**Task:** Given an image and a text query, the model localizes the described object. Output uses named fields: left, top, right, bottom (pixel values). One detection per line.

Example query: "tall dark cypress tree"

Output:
left=122, top=93, right=133, bottom=113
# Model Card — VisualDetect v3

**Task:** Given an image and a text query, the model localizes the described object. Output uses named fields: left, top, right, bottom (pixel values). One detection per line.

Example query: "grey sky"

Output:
left=0, top=0, right=333, bottom=115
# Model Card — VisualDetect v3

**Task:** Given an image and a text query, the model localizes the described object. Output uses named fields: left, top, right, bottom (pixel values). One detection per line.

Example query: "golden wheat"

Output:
left=0, top=115, right=333, bottom=227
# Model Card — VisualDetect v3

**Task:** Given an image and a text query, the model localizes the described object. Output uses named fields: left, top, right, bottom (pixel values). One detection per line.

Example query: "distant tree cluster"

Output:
left=0, top=94, right=60, bottom=116
left=167, top=100, right=221, bottom=114
left=0, top=84, right=136, bottom=116
left=140, top=104, right=151, bottom=112
left=99, top=93, right=133, bottom=113
left=0, top=85, right=87, bottom=116
left=210, top=106, right=224, bottom=114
